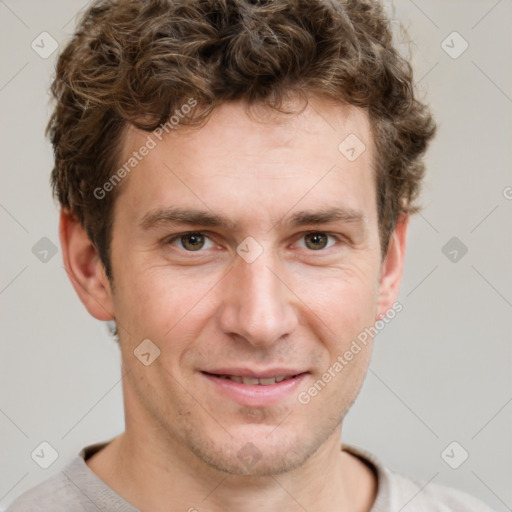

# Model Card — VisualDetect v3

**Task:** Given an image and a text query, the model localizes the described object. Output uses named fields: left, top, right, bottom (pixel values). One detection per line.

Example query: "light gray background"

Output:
left=1, top=0, right=511, bottom=510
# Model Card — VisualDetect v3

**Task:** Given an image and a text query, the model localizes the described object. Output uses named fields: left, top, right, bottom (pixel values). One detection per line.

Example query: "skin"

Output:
left=61, top=95, right=408, bottom=512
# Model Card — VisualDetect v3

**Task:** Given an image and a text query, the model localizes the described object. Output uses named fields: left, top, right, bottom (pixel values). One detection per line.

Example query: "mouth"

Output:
left=201, top=371, right=301, bottom=386
left=200, top=370, right=309, bottom=406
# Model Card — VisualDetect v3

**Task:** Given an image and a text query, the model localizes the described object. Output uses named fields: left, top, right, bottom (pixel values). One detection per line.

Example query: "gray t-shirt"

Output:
left=5, top=440, right=495, bottom=511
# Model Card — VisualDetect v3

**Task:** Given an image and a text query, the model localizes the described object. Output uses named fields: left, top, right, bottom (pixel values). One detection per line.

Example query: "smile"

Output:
left=203, top=372, right=298, bottom=385
left=201, top=371, right=309, bottom=406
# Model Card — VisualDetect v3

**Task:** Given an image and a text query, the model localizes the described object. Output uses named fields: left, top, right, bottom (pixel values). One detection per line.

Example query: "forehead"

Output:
left=115, top=97, right=376, bottom=230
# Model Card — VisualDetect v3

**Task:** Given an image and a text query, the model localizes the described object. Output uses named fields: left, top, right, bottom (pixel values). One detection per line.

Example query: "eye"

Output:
left=167, top=232, right=215, bottom=251
left=297, top=232, right=338, bottom=251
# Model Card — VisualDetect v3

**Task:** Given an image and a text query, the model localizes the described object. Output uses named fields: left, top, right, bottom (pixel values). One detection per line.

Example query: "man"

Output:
left=6, top=0, right=495, bottom=510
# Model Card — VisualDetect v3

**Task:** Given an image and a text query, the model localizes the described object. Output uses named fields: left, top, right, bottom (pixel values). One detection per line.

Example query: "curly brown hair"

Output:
left=48, top=0, right=436, bottom=281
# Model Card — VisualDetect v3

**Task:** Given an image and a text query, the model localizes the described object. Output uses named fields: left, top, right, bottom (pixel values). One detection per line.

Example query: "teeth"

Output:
left=218, top=375, right=295, bottom=385
left=242, top=376, right=260, bottom=385
left=258, top=377, right=277, bottom=385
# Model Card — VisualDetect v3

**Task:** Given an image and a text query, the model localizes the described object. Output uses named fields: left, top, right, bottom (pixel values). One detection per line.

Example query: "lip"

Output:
left=201, top=371, right=309, bottom=407
left=201, top=368, right=307, bottom=379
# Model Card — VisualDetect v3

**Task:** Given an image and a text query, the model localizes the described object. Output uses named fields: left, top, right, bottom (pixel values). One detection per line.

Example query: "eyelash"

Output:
left=164, top=231, right=344, bottom=253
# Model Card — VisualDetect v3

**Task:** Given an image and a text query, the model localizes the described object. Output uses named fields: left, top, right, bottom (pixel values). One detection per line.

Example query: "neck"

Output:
left=87, top=424, right=377, bottom=512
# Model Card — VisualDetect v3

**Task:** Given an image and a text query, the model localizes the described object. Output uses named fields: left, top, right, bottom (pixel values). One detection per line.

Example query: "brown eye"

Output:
left=304, top=232, right=329, bottom=250
left=180, top=233, right=205, bottom=251
left=165, top=232, right=216, bottom=254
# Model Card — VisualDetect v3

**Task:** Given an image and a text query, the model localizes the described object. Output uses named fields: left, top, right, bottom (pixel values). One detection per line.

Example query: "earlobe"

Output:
left=376, top=214, right=409, bottom=320
left=59, top=209, right=115, bottom=321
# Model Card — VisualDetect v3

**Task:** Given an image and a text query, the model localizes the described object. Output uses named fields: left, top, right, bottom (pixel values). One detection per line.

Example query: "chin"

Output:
left=197, top=444, right=309, bottom=477
left=185, top=426, right=323, bottom=477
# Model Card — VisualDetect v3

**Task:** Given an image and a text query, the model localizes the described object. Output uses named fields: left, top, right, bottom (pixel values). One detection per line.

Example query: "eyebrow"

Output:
left=139, top=207, right=237, bottom=231
left=288, top=208, right=365, bottom=228
left=139, top=206, right=366, bottom=231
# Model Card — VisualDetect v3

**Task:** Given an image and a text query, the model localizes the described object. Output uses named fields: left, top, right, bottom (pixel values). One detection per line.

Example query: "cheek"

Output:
left=296, top=271, right=377, bottom=412
left=112, top=260, right=222, bottom=347
left=288, top=262, right=380, bottom=340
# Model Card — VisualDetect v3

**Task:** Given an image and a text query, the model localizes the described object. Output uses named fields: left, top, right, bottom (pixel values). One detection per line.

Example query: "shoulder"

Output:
left=5, top=440, right=138, bottom=512
left=385, top=470, right=496, bottom=511
left=4, top=469, right=83, bottom=512
left=342, top=443, right=496, bottom=512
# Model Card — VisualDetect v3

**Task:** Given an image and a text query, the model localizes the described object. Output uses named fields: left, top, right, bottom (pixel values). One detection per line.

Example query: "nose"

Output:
left=217, top=248, right=299, bottom=347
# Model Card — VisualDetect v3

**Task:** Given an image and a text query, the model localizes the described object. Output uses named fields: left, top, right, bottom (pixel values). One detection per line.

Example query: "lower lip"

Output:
left=201, top=372, right=309, bottom=407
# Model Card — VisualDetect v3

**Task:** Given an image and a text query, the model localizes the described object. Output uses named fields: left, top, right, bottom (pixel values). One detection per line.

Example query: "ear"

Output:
left=376, top=213, right=409, bottom=320
left=59, top=209, right=114, bottom=321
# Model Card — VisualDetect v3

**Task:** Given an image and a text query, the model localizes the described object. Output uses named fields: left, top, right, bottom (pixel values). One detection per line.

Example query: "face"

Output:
left=68, top=96, right=406, bottom=477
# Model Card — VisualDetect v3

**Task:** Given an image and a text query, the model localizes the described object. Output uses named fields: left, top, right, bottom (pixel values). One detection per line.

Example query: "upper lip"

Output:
left=202, top=368, right=308, bottom=379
